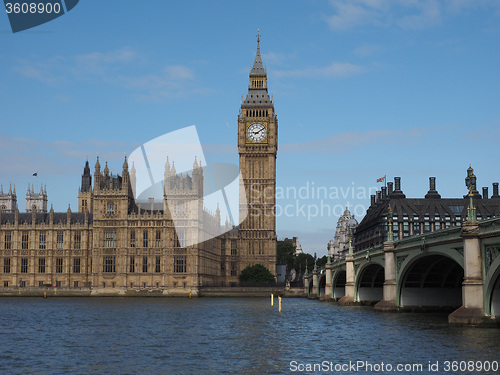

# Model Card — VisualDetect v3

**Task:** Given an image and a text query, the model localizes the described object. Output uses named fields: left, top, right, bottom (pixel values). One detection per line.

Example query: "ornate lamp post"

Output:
left=348, top=227, right=354, bottom=255
left=465, top=165, right=477, bottom=222
left=387, top=204, right=394, bottom=242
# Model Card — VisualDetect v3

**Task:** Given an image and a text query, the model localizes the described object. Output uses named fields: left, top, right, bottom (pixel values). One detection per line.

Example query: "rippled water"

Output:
left=0, top=297, right=498, bottom=374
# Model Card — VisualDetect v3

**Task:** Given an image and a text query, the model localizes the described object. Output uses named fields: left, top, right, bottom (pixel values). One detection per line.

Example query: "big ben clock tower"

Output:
left=238, top=31, right=277, bottom=275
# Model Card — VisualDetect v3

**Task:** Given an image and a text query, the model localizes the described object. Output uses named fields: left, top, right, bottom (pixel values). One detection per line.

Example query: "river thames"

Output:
left=0, top=297, right=498, bottom=374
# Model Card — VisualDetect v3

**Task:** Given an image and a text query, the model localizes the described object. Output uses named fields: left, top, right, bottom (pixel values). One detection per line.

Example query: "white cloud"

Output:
left=280, top=128, right=426, bottom=154
left=0, top=135, right=137, bottom=177
left=396, top=0, right=441, bottom=30
left=354, top=44, right=384, bottom=57
left=325, top=0, right=500, bottom=31
left=326, top=0, right=391, bottom=30
left=13, top=48, right=200, bottom=100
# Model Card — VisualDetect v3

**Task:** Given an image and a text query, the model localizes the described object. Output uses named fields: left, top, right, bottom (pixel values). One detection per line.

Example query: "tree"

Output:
left=239, top=264, right=276, bottom=286
left=316, top=255, right=328, bottom=268
left=277, top=240, right=295, bottom=268
left=293, top=252, right=315, bottom=273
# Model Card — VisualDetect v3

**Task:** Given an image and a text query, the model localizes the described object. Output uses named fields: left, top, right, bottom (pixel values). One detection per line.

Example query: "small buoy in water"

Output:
left=43, top=292, right=47, bottom=298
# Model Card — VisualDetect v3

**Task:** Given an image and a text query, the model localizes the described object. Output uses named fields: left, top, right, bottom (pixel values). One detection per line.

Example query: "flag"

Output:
left=377, top=176, right=385, bottom=183
left=33, top=172, right=37, bottom=177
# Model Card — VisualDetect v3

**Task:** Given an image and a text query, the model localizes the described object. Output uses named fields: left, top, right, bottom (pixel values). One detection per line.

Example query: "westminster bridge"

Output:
left=305, top=217, right=500, bottom=325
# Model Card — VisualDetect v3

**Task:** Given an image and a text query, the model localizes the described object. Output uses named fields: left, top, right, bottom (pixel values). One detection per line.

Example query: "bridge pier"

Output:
left=374, top=241, right=398, bottom=311
left=449, top=221, right=491, bottom=325
left=338, top=253, right=357, bottom=305
left=308, top=267, right=319, bottom=299
left=321, top=261, right=332, bottom=301
left=304, top=273, right=310, bottom=296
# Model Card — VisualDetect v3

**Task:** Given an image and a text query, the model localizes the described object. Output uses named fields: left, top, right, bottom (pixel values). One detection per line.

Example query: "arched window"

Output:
left=107, top=202, right=115, bottom=215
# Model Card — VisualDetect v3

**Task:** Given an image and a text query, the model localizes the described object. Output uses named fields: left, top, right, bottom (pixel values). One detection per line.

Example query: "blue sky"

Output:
left=1, top=0, right=499, bottom=256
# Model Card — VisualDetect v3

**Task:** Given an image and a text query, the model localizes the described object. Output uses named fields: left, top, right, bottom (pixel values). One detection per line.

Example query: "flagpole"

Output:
left=385, top=175, right=387, bottom=190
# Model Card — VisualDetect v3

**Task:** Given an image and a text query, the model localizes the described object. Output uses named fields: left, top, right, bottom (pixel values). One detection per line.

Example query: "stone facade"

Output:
left=0, top=36, right=277, bottom=294
left=328, top=208, right=358, bottom=261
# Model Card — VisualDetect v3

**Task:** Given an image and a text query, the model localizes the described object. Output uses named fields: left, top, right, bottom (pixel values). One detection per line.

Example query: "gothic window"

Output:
left=57, top=232, right=64, bottom=249
left=143, top=230, right=148, bottom=248
left=107, top=202, right=115, bottom=215
left=221, top=241, right=225, bottom=256
left=105, top=231, right=116, bottom=248
left=130, top=230, right=136, bottom=248
left=4, top=232, right=11, bottom=250
left=38, top=258, right=45, bottom=273
left=21, top=258, right=28, bottom=273
left=74, top=232, right=81, bottom=250
left=231, top=240, right=237, bottom=256
left=22, top=232, right=29, bottom=249
left=39, top=233, right=46, bottom=250
left=73, top=258, right=81, bottom=273
left=142, top=256, right=148, bottom=273
left=230, top=262, right=237, bottom=276
left=73, top=281, right=79, bottom=288
left=103, top=256, right=115, bottom=273
left=177, top=202, right=185, bottom=216
left=0, top=205, right=6, bottom=211
left=175, top=229, right=186, bottom=248
left=220, top=262, right=225, bottom=276
left=3, top=258, right=11, bottom=273
left=129, top=256, right=135, bottom=273
left=155, top=230, right=161, bottom=248
left=56, top=258, right=63, bottom=273
left=174, top=256, right=186, bottom=273
left=155, top=256, right=161, bottom=273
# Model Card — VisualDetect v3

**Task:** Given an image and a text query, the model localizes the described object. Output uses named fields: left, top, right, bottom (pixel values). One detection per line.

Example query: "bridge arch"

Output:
left=318, top=274, right=326, bottom=297
left=332, top=268, right=346, bottom=299
left=484, top=253, right=500, bottom=317
left=308, top=276, right=314, bottom=296
left=355, top=260, right=384, bottom=304
left=398, top=251, right=463, bottom=309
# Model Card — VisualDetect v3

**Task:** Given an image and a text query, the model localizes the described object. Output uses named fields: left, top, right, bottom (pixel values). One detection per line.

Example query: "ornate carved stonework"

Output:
left=396, top=255, right=408, bottom=275
left=461, top=222, right=479, bottom=237
left=485, top=245, right=500, bottom=274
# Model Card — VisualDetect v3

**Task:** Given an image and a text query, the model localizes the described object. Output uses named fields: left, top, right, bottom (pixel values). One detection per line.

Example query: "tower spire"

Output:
left=250, top=29, right=265, bottom=76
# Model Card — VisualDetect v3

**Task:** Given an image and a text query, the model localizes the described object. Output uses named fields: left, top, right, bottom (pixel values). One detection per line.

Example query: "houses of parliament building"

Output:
left=0, top=36, right=278, bottom=295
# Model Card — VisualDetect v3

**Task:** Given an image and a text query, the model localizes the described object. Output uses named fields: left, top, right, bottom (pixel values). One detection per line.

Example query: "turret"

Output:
left=49, top=204, right=54, bottom=225
left=79, top=160, right=94, bottom=213
left=130, top=161, right=136, bottom=198
left=81, top=160, right=92, bottom=193
left=104, top=161, right=109, bottom=176
left=95, top=156, right=101, bottom=174
left=67, top=204, right=72, bottom=226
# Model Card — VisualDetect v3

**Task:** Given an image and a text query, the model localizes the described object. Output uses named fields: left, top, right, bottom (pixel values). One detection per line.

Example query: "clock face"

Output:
left=247, top=123, right=267, bottom=143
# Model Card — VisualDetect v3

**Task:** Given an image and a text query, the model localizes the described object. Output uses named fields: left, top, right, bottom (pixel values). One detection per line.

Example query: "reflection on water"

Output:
left=0, top=298, right=498, bottom=374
